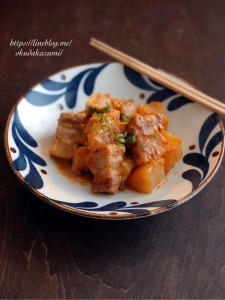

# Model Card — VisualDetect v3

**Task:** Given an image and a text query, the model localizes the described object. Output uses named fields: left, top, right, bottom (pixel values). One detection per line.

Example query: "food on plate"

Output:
left=49, top=93, right=182, bottom=194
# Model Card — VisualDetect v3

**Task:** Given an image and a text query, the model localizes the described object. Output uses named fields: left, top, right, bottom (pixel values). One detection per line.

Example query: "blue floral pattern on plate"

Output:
left=11, top=108, right=47, bottom=189
left=5, top=62, right=225, bottom=219
left=25, top=64, right=108, bottom=108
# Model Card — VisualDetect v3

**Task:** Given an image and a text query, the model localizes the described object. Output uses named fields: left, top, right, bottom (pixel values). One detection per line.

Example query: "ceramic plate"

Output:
left=4, top=62, right=225, bottom=219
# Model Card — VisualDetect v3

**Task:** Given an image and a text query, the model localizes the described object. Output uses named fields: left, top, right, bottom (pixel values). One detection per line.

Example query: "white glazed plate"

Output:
left=4, top=62, right=225, bottom=219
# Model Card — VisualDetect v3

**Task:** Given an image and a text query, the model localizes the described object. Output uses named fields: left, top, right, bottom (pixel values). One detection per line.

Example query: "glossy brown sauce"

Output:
left=54, top=157, right=169, bottom=193
left=54, top=158, right=93, bottom=185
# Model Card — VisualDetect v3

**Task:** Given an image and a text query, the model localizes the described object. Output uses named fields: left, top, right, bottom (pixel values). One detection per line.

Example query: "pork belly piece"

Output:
left=127, top=113, right=169, bottom=165
left=111, top=99, right=136, bottom=118
left=85, top=93, right=113, bottom=113
left=72, top=146, right=90, bottom=176
left=85, top=144, right=126, bottom=194
left=136, top=101, right=169, bottom=130
left=49, top=111, right=87, bottom=160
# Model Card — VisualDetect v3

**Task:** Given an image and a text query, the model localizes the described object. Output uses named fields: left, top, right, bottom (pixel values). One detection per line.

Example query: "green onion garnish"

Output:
left=91, top=123, right=97, bottom=130
left=106, top=117, right=112, bottom=125
left=127, top=133, right=136, bottom=144
left=117, top=143, right=125, bottom=148
left=112, top=133, right=126, bottom=143
left=102, top=125, right=110, bottom=132
left=112, top=132, right=136, bottom=145
left=94, top=112, right=104, bottom=123
left=140, top=142, right=148, bottom=148
left=103, top=102, right=111, bottom=113
left=120, top=115, right=130, bottom=124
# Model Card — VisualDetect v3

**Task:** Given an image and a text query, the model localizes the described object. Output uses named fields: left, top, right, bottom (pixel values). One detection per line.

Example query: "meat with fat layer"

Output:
left=85, top=144, right=126, bottom=194
left=111, top=99, right=136, bottom=118
left=127, top=113, right=169, bottom=165
left=49, top=111, right=87, bottom=159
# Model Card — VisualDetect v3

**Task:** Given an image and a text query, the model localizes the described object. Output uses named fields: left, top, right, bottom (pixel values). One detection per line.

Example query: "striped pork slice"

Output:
left=111, top=99, right=136, bottom=118
left=85, top=144, right=126, bottom=194
left=127, top=113, right=169, bottom=165
left=49, top=111, right=88, bottom=160
left=85, top=93, right=136, bottom=119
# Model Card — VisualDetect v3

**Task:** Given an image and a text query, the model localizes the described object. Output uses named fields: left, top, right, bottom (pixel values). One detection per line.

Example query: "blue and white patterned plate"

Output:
left=4, top=62, right=225, bottom=219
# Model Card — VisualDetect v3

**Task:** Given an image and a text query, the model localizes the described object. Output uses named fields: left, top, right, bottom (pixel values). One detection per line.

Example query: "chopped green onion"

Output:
left=116, top=133, right=127, bottom=138
left=102, top=125, right=110, bottom=132
left=120, top=115, right=130, bottom=124
left=151, top=133, right=158, bottom=138
left=127, top=133, right=136, bottom=144
left=106, top=117, right=112, bottom=125
left=94, top=112, right=104, bottom=123
left=112, top=133, right=126, bottom=143
left=103, top=102, right=111, bottom=113
left=91, top=123, right=97, bottom=130
left=112, top=132, right=136, bottom=145
left=140, top=142, right=148, bottom=148
left=98, top=129, right=104, bottom=134
left=117, top=143, right=125, bottom=148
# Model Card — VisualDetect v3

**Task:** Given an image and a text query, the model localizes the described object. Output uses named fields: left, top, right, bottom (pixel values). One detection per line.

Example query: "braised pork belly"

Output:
left=50, top=93, right=182, bottom=194
left=49, top=111, right=88, bottom=159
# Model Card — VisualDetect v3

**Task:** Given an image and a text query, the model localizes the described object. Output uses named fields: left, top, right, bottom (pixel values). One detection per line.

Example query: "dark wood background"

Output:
left=1, top=0, right=225, bottom=298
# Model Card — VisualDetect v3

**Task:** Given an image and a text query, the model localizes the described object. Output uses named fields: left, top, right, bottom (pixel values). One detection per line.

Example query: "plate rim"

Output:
left=4, top=62, right=225, bottom=220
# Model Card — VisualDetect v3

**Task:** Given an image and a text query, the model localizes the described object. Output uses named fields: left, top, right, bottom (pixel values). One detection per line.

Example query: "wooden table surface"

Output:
left=1, top=1, right=225, bottom=299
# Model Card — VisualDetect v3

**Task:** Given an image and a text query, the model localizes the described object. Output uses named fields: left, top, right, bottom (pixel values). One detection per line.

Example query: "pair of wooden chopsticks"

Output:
left=90, top=38, right=225, bottom=116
